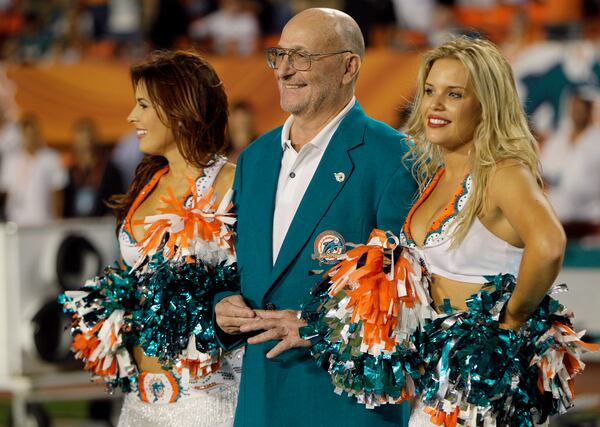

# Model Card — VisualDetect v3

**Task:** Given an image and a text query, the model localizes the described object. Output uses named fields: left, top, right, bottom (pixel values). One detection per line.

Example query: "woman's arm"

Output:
left=488, top=161, right=566, bottom=329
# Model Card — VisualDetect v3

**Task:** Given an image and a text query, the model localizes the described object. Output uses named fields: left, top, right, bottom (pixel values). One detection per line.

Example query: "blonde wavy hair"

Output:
left=404, top=36, right=542, bottom=246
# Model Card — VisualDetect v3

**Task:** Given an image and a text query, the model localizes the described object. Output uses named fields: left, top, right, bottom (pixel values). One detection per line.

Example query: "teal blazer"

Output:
left=220, top=103, right=417, bottom=427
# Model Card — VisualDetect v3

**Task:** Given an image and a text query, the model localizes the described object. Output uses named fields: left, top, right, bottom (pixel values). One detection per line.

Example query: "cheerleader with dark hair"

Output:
left=61, top=50, right=241, bottom=427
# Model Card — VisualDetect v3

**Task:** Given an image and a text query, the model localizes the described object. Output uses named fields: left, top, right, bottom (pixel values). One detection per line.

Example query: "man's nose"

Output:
left=277, top=54, right=295, bottom=77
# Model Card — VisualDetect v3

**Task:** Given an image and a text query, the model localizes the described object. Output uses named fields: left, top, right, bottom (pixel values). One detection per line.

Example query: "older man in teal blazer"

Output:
left=215, top=8, right=416, bottom=427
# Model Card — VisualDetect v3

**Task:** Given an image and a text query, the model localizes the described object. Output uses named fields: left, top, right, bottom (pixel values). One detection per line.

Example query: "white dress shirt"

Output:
left=272, top=97, right=356, bottom=264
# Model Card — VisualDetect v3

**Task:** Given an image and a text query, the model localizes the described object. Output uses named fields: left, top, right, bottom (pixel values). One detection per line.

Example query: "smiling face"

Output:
left=127, top=81, right=174, bottom=156
left=420, top=58, right=481, bottom=152
left=274, top=11, right=353, bottom=121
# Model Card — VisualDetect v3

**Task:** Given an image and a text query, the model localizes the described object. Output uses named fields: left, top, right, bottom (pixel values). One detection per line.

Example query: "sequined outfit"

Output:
left=400, top=169, right=594, bottom=427
left=61, top=157, right=242, bottom=427
left=117, top=349, right=243, bottom=427
left=301, top=167, right=596, bottom=426
left=399, top=169, right=523, bottom=284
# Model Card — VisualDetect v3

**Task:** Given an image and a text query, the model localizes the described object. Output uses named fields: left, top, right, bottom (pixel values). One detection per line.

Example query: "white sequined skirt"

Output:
left=408, top=401, right=549, bottom=427
left=117, top=385, right=237, bottom=427
left=117, top=348, right=243, bottom=427
left=409, top=401, right=439, bottom=427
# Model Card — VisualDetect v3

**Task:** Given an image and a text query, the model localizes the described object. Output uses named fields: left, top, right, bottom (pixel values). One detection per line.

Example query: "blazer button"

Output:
left=265, top=303, right=277, bottom=310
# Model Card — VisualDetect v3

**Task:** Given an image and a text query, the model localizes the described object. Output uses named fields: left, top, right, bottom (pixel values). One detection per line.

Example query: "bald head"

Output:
left=286, top=8, right=365, bottom=59
left=273, top=8, right=363, bottom=123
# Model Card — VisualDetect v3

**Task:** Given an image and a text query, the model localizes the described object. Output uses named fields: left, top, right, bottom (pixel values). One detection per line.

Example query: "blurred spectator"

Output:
left=255, top=0, right=293, bottom=35
left=50, top=6, right=84, bottom=62
left=429, top=0, right=463, bottom=46
left=542, top=87, right=600, bottom=235
left=0, top=2, right=24, bottom=55
left=107, top=0, right=143, bottom=57
left=0, top=108, right=21, bottom=156
left=343, top=0, right=395, bottom=47
left=149, top=0, right=188, bottom=49
left=111, top=129, right=144, bottom=188
left=1, top=0, right=597, bottom=62
left=79, top=0, right=109, bottom=42
left=0, top=63, right=20, bottom=155
left=186, top=0, right=219, bottom=18
left=2, top=1, right=78, bottom=62
left=390, top=0, right=433, bottom=47
left=189, top=0, right=259, bottom=56
left=391, top=0, right=462, bottom=48
left=542, top=88, right=597, bottom=187
left=0, top=114, right=67, bottom=224
left=525, top=0, right=583, bottom=40
left=227, top=100, right=257, bottom=163
left=63, top=118, right=124, bottom=218
left=13, top=11, right=54, bottom=62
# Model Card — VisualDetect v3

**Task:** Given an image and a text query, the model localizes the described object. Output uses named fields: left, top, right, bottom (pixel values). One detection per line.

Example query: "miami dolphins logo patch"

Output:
left=312, top=230, right=346, bottom=264
left=137, top=371, right=180, bottom=403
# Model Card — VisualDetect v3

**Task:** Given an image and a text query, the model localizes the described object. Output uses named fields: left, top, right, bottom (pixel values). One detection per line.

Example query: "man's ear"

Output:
left=342, top=54, right=361, bottom=85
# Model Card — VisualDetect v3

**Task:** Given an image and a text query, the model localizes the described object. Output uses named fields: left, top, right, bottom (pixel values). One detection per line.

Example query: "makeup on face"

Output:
left=420, top=58, right=481, bottom=151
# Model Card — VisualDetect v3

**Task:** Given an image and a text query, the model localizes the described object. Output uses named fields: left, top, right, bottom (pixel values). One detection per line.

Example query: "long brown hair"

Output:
left=110, top=50, right=229, bottom=229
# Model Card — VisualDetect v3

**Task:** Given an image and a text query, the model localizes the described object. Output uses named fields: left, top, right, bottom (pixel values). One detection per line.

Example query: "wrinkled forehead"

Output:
left=278, top=16, right=342, bottom=52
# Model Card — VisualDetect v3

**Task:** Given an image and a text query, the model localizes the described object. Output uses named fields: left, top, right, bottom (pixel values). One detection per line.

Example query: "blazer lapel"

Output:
left=267, top=104, right=368, bottom=290
left=250, top=131, right=282, bottom=281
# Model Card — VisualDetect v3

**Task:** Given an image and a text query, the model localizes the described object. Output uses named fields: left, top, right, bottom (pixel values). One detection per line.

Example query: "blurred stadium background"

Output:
left=1, top=0, right=600, bottom=426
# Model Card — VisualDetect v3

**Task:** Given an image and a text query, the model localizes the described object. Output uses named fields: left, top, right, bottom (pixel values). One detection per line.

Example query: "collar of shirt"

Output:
left=280, top=97, right=356, bottom=153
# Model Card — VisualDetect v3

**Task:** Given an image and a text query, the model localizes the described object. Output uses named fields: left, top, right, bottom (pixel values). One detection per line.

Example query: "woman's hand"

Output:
left=498, top=319, right=524, bottom=331
left=499, top=304, right=527, bottom=331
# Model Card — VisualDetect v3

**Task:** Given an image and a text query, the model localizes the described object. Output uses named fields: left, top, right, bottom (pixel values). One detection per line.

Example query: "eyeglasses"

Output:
left=265, top=47, right=353, bottom=71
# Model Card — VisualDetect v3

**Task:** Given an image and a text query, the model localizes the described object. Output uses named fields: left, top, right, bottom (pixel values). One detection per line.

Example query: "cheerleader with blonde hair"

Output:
left=301, top=37, right=597, bottom=427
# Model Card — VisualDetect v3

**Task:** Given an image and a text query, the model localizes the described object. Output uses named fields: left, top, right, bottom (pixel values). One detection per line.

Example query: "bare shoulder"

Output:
left=219, top=161, right=236, bottom=184
left=489, top=159, right=538, bottom=191
left=492, top=158, right=529, bottom=175
left=487, top=159, right=544, bottom=209
left=213, top=161, right=236, bottom=200
left=486, top=160, right=564, bottom=249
